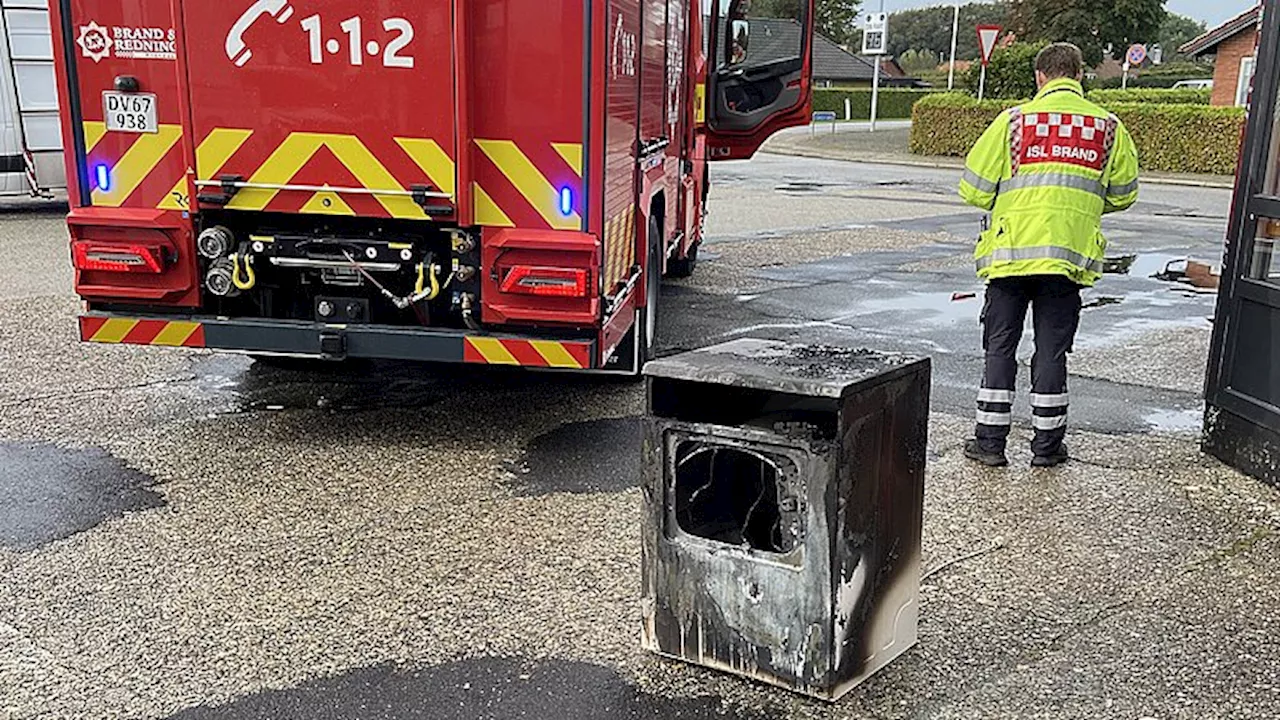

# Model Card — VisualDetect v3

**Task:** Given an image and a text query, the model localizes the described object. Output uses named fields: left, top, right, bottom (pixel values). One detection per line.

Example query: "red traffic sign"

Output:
left=1127, top=44, right=1148, bottom=66
left=977, top=26, right=1003, bottom=67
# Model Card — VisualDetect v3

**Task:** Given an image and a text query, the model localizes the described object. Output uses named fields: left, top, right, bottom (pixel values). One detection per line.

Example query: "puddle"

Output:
left=1144, top=407, right=1204, bottom=434
left=775, top=181, right=827, bottom=194
left=190, top=354, right=460, bottom=414
left=167, top=657, right=767, bottom=720
left=848, top=291, right=982, bottom=327
left=504, top=417, right=642, bottom=496
left=1116, top=254, right=1190, bottom=279
left=0, top=442, right=164, bottom=551
left=220, top=358, right=461, bottom=414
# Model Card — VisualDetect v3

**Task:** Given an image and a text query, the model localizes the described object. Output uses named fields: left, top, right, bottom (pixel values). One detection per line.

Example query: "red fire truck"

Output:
left=51, top=0, right=816, bottom=373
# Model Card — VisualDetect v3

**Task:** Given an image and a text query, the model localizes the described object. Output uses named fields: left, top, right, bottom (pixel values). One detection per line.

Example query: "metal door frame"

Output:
left=1205, top=0, right=1280, bottom=486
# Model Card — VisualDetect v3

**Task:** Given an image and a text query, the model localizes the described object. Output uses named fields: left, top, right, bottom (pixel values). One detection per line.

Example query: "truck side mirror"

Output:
left=729, top=20, right=750, bottom=65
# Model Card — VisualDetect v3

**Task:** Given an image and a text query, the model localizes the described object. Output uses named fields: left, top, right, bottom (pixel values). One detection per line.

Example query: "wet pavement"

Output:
left=169, top=657, right=766, bottom=720
left=503, top=417, right=643, bottom=497
left=0, top=442, right=163, bottom=551
left=2, top=159, right=1279, bottom=719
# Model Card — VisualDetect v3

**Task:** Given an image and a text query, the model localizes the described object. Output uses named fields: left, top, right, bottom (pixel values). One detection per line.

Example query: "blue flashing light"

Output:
left=94, top=164, right=110, bottom=192
left=559, top=187, right=573, bottom=216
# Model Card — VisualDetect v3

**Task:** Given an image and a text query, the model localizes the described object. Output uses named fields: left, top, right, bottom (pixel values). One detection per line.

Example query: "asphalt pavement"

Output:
left=2, top=156, right=1279, bottom=720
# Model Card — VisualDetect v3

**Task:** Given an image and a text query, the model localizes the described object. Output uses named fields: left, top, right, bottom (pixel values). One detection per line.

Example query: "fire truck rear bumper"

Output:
left=78, top=314, right=597, bottom=370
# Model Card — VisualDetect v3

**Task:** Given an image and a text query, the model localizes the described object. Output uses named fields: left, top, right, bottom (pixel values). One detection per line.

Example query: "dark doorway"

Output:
left=1205, top=0, right=1280, bottom=487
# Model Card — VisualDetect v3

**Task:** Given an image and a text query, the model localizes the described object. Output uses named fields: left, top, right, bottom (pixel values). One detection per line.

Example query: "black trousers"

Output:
left=975, top=275, right=1083, bottom=456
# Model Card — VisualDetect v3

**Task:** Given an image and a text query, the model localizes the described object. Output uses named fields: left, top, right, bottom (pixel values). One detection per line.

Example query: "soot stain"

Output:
left=0, top=442, right=164, bottom=551
left=504, top=417, right=643, bottom=496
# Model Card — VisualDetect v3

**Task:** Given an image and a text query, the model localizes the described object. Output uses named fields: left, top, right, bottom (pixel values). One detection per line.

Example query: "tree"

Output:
left=1010, top=0, right=1166, bottom=67
left=748, top=0, right=863, bottom=50
left=849, top=3, right=1011, bottom=61
left=1158, top=12, right=1206, bottom=61
left=816, top=0, right=863, bottom=49
left=898, top=48, right=939, bottom=75
left=964, top=41, right=1045, bottom=99
left=898, top=48, right=941, bottom=76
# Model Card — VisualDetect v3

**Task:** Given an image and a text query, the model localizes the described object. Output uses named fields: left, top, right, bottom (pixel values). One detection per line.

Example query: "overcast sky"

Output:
left=863, top=1, right=1255, bottom=28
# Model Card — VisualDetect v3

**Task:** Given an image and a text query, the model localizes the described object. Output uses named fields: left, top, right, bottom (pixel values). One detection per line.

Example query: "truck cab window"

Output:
left=723, top=0, right=804, bottom=68
left=712, top=0, right=807, bottom=115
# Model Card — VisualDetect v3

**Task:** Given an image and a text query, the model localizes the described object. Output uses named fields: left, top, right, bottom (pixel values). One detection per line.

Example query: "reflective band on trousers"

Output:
left=1030, top=393, right=1070, bottom=408
left=978, top=388, right=1015, bottom=404
left=1108, top=179, right=1139, bottom=197
left=1033, top=415, right=1069, bottom=431
left=976, top=246, right=1106, bottom=273
left=977, top=410, right=1013, bottom=427
left=963, top=169, right=999, bottom=194
left=1000, top=171, right=1105, bottom=198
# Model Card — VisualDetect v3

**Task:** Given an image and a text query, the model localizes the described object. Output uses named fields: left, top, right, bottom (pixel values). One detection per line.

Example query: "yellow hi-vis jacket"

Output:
left=959, top=78, right=1140, bottom=287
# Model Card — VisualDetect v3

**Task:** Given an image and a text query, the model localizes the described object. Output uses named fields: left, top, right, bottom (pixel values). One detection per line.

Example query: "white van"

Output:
left=0, top=0, right=64, bottom=197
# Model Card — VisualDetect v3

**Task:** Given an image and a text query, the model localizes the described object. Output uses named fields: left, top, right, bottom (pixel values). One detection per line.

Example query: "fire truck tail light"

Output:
left=73, top=243, right=166, bottom=274
left=500, top=266, right=589, bottom=298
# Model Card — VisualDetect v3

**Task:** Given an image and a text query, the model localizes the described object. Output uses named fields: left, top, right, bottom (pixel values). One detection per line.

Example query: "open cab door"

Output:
left=705, top=0, right=816, bottom=160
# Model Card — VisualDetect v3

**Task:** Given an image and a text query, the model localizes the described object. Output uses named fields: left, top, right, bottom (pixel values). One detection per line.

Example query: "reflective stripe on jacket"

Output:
left=959, top=79, right=1140, bottom=287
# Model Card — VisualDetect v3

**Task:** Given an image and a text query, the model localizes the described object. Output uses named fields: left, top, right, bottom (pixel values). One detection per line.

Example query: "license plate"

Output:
left=103, top=92, right=158, bottom=134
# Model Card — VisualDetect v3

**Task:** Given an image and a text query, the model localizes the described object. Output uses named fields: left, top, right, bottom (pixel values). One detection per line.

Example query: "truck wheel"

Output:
left=638, top=216, right=662, bottom=363
left=665, top=241, right=699, bottom=279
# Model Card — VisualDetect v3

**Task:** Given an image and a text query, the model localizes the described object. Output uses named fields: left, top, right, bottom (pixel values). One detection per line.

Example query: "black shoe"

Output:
left=964, top=440, right=1008, bottom=467
left=1032, top=445, right=1070, bottom=468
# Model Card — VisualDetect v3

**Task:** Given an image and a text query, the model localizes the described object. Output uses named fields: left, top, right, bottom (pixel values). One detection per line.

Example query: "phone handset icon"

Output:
left=226, top=0, right=295, bottom=67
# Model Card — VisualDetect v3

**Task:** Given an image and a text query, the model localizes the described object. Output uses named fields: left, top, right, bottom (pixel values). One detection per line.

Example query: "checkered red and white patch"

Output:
left=1017, top=112, right=1113, bottom=172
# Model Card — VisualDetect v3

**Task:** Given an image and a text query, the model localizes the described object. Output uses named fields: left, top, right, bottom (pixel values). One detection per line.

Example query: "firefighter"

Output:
left=958, top=42, right=1140, bottom=468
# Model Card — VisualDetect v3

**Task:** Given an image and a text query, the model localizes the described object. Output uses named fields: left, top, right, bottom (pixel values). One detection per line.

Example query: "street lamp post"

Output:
left=871, top=58, right=881, bottom=131
left=948, top=2, right=960, bottom=91
left=868, top=0, right=886, bottom=132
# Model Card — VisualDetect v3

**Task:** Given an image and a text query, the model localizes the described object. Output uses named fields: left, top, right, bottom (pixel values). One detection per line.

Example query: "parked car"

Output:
left=1171, top=79, right=1215, bottom=90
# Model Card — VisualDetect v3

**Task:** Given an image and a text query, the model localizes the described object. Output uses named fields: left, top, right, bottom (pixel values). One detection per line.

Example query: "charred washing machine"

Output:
left=641, top=339, right=929, bottom=701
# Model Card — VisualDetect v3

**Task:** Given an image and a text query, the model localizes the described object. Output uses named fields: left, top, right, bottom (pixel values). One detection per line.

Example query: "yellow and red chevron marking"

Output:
left=79, top=317, right=205, bottom=348
left=83, top=121, right=186, bottom=210
left=155, top=129, right=456, bottom=220
left=157, top=128, right=254, bottom=211
left=474, top=140, right=583, bottom=230
left=222, top=132, right=455, bottom=221
left=603, top=205, right=637, bottom=293
left=86, top=123, right=577, bottom=228
left=463, top=337, right=592, bottom=369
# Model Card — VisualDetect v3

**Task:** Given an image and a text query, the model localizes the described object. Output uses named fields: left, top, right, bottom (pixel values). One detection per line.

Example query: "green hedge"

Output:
left=1107, top=103, right=1245, bottom=176
left=813, top=89, right=941, bottom=120
left=910, top=93, right=1016, bottom=156
left=1086, top=88, right=1211, bottom=105
left=910, top=93, right=1246, bottom=175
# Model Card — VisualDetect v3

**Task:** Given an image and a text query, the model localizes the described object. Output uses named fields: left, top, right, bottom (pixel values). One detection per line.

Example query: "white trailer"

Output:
left=0, top=0, right=63, bottom=197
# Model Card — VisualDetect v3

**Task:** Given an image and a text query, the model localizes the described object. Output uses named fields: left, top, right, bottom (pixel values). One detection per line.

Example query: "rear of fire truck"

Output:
left=52, top=0, right=815, bottom=373
left=55, top=0, right=611, bottom=370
